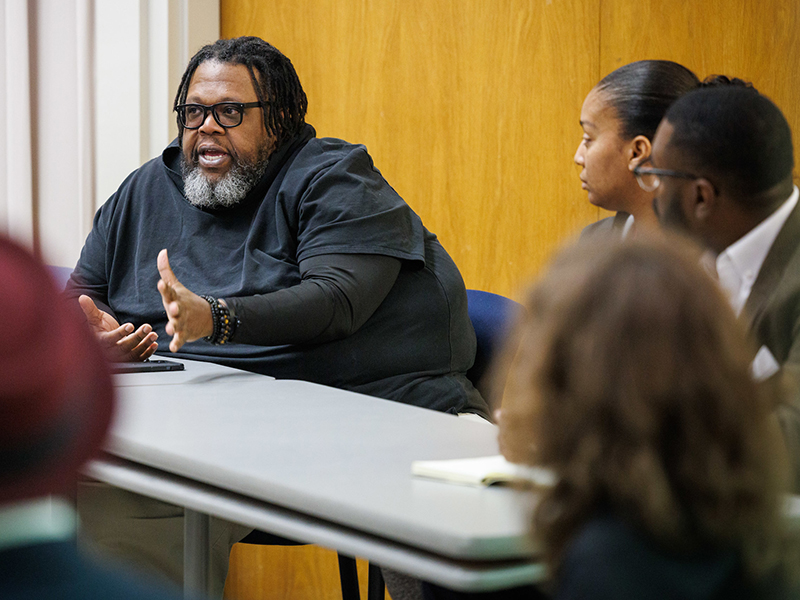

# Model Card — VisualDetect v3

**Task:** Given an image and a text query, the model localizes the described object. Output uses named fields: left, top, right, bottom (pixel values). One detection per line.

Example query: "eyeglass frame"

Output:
left=632, top=165, right=705, bottom=192
left=174, top=101, right=266, bottom=130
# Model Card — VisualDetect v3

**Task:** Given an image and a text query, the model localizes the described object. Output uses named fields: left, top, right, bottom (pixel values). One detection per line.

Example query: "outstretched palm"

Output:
left=157, top=248, right=214, bottom=352
left=79, top=295, right=158, bottom=361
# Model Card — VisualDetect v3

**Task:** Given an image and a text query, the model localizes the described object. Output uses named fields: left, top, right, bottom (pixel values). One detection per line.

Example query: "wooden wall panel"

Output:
left=599, top=0, right=800, bottom=172
left=222, top=0, right=601, bottom=298
left=219, top=2, right=800, bottom=599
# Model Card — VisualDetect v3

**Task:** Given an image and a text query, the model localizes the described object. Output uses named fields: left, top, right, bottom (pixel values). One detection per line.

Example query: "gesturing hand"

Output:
left=78, top=295, right=158, bottom=362
left=157, top=249, right=214, bottom=352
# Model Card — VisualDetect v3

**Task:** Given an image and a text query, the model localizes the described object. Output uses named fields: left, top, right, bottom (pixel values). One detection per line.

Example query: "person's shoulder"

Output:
left=555, top=515, right=752, bottom=600
left=552, top=516, right=638, bottom=600
left=776, top=202, right=800, bottom=269
left=290, top=137, right=369, bottom=161
left=291, top=136, right=373, bottom=169
left=749, top=198, right=800, bottom=329
left=313, top=136, right=367, bottom=154
left=579, top=213, right=628, bottom=241
left=561, top=514, right=637, bottom=564
left=279, top=136, right=387, bottom=200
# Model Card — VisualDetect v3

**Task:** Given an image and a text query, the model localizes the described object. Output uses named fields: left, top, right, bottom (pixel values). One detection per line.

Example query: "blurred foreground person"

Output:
left=0, top=237, right=186, bottom=600
left=496, top=237, right=798, bottom=599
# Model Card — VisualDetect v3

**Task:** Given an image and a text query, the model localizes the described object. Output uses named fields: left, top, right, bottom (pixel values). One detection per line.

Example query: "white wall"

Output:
left=95, top=0, right=220, bottom=210
left=35, top=0, right=88, bottom=268
left=0, top=0, right=219, bottom=267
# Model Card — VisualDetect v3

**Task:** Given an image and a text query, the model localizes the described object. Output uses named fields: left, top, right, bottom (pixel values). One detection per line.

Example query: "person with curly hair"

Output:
left=496, top=236, right=797, bottom=599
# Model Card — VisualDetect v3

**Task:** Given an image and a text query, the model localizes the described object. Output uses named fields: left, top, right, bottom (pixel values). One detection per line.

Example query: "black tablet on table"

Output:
left=111, top=359, right=185, bottom=374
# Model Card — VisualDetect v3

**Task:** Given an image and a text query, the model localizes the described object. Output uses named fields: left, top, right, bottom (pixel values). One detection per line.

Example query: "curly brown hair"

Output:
left=496, top=235, right=791, bottom=578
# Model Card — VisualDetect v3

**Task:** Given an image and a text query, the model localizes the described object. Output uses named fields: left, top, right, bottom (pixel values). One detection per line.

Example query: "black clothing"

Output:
left=422, top=515, right=795, bottom=600
left=231, top=253, right=401, bottom=345
left=555, top=515, right=791, bottom=600
left=67, top=125, right=487, bottom=416
left=0, top=540, right=188, bottom=600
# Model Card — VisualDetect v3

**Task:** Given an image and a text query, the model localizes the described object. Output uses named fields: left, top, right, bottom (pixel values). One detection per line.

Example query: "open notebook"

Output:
left=411, top=455, right=555, bottom=487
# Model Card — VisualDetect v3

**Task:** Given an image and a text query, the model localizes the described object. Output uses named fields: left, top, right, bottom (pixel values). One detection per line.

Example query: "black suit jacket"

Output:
left=744, top=200, right=800, bottom=489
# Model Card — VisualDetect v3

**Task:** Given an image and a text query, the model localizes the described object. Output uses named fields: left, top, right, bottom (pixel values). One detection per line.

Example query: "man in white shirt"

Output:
left=635, top=86, right=800, bottom=488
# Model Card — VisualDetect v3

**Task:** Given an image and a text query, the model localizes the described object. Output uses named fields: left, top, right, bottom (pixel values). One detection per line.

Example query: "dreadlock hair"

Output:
left=174, top=37, right=308, bottom=148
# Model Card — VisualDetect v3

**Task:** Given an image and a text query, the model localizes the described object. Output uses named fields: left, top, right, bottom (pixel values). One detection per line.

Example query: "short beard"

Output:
left=655, top=194, right=691, bottom=234
left=182, top=144, right=271, bottom=209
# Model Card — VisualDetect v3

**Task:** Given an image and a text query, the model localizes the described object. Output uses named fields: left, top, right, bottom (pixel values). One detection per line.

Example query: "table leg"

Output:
left=184, top=508, right=209, bottom=598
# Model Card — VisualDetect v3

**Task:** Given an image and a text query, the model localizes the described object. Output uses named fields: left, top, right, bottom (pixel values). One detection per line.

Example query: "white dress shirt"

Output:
left=716, top=185, right=799, bottom=316
left=621, top=214, right=635, bottom=239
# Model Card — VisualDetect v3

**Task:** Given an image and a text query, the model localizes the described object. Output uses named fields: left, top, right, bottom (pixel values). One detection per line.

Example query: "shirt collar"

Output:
left=0, top=496, right=76, bottom=551
left=620, top=214, right=635, bottom=239
left=716, top=185, right=799, bottom=314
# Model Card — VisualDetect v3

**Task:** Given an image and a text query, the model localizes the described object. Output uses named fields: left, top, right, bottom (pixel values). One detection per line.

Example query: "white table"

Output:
left=86, top=358, right=543, bottom=595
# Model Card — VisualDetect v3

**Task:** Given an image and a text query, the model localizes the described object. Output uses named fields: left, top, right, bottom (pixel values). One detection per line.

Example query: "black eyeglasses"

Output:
left=175, top=102, right=265, bottom=130
left=633, top=166, right=701, bottom=192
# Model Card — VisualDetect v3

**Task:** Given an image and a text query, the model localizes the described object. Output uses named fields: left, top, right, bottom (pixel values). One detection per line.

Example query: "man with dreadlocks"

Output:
left=68, top=36, right=487, bottom=597
left=68, top=36, right=486, bottom=415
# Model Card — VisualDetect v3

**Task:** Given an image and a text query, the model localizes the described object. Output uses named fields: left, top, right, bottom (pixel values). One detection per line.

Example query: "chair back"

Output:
left=466, top=289, right=522, bottom=402
left=48, top=265, right=73, bottom=291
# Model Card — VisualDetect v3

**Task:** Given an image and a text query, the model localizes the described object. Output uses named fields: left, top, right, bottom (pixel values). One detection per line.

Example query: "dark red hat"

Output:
left=0, top=237, right=114, bottom=504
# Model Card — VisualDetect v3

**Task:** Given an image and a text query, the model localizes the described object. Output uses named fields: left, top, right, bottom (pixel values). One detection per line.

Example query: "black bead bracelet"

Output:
left=201, top=295, right=239, bottom=345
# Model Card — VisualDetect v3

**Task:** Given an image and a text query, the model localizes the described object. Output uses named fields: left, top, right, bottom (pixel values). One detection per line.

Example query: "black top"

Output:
left=67, top=125, right=487, bottom=416
left=421, top=514, right=795, bottom=600
left=556, top=515, right=793, bottom=600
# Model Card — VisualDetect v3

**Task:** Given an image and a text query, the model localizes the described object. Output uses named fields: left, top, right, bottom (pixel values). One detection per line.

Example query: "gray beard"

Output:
left=181, top=148, right=270, bottom=209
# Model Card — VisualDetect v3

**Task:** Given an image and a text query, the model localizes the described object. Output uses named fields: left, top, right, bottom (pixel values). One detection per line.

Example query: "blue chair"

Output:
left=466, top=289, right=523, bottom=402
left=48, top=265, right=73, bottom=291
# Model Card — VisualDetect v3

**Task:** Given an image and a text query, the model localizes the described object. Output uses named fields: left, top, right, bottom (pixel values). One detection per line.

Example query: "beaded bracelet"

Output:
left=201, top=295, right=239, bottom=345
